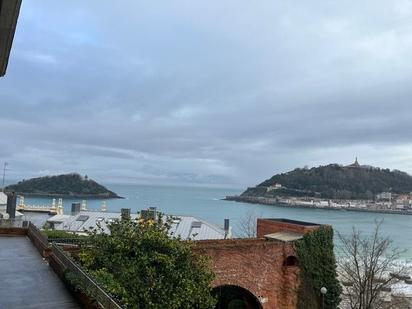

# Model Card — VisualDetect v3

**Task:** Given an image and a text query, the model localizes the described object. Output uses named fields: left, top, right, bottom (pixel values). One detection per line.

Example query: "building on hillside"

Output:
left=395, top=203, right=405, bottom=210
left=0, top=0, right=22, bottom=76
left=397, top=194, right=410, bottom=201
left=266, top=183, right=282, bottom=192
left=347, top=157, right=361, bottom=168
left=377, top=192, right=392, bottom=201
left=46, top=206, right=231, bottom=241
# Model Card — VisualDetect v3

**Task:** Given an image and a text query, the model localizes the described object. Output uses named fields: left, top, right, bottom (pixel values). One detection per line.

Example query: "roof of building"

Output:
left=0, top=0, right=22, bottom=77
left=264, top=231, right=304, bottom=242
left=47, top=210, right=227, bottom=240
left=261, top=218, right=320, bottom=227
left=0, top=192, right=24, bottom=218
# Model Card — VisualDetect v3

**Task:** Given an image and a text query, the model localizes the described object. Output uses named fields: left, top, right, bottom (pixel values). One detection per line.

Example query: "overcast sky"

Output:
left=1, top=1, right=412, bottom=187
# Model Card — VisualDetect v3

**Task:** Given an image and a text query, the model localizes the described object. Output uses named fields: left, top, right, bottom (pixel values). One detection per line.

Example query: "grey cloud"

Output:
left=2, top=0, right=412, bottom=186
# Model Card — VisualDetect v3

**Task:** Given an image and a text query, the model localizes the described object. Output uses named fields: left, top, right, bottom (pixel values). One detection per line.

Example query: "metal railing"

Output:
left=52, top=244, right=122, bottom=309
left=47, top=237, right=91, bottom=246
left=0, top=219, right=122, bottom=308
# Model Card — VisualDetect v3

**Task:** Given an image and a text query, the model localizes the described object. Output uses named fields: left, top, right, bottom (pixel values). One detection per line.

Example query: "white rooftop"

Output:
left=47, top=210, right=228, bottom=241
left=0, top=192, right=7, bottom=205
left=264, top=231, right=303, bottom=242
left=0, top=192, right=23, bottom=218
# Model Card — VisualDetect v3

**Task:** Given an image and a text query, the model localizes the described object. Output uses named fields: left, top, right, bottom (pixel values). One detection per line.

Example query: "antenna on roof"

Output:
left=2, top=162, right=9, bottom=191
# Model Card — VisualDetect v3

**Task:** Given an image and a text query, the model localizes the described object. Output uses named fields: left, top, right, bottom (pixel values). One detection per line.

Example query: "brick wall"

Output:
left=27, top=225, right=51, bottom=258
left=194, top=239, right=299, bottom=309
left=194, top=219, right=324, bottom=308
left=0, top=227, right=27, bottom=235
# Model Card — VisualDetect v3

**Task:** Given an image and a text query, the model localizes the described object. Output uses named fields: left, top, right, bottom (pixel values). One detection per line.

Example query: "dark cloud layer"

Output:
left=2, top=0, right=412, bottom=186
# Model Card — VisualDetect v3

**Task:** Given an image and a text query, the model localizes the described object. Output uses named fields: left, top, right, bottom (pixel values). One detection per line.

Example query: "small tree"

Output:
left=237, top=210, right=259, bottom=238
left=77, top=215, right=216, bottom=309
left=337, top=220, right=410, bottom=309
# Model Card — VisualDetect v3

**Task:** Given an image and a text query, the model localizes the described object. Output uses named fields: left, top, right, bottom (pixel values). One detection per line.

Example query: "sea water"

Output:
left=22, top=183, right=412, bottom=260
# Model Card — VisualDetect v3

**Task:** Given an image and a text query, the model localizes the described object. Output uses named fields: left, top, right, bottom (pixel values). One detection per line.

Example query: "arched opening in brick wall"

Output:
left=283, top=255, right=298, bottom=267
left=212, top=285, right=263, bottom=309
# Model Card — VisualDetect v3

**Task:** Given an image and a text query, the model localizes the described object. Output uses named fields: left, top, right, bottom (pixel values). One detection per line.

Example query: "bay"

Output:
left=22, top=183, right=412, bottom=260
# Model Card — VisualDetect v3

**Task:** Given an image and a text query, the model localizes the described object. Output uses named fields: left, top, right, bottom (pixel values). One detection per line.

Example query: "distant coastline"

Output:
left=5, top=173, right=122, bottom=199
left=224, top=195, right=412, bottom=216
left=12, top=192, right=124, bottom=199
left=231, top=161, right=412, bottom=216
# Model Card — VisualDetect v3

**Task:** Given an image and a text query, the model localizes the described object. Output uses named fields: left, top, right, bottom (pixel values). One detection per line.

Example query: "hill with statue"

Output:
left=239, top=159, right=412, bottom=200
left=5, top=173, right=121, bottom=198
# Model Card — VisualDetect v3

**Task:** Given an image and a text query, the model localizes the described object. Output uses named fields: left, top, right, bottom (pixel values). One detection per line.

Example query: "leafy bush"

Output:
left=74, top=215, right=216, bottom=309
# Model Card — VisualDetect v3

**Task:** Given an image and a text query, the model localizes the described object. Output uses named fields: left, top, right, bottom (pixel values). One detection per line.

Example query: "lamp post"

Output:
left=320, top=287, right=327, bottom=309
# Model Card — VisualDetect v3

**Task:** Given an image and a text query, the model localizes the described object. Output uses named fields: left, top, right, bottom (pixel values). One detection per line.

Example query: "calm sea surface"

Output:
left=22, top=184, right=412, bottom=260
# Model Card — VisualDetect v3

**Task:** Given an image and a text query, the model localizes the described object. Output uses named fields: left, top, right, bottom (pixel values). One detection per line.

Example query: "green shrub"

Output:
left=76, top=215, right=216, bottom=309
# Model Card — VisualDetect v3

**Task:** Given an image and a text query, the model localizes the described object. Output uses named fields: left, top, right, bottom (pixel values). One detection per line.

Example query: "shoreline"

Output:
left=224, top=196, right=412, bottom=216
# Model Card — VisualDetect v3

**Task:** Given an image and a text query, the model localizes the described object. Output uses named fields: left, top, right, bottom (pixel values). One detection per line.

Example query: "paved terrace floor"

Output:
left=0, top=236, right=80, bottom=309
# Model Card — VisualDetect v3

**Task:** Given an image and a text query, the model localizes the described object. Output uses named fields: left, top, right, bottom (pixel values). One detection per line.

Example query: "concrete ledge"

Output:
left=194, top=238, right=282, bottom=251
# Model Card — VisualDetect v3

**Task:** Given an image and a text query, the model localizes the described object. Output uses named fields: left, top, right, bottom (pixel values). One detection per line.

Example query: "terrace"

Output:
left=0, top=236, right=79, bottom=308
left=0, top=220, right=121, bottom=309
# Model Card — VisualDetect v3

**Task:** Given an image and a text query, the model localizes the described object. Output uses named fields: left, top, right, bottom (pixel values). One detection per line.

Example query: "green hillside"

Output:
left=5, top=173, right=120, bottom=198
left=242, top=163, right=412, bottom=200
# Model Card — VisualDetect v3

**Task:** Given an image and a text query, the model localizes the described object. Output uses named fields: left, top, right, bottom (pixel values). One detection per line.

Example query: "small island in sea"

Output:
left=226, top=159, right=412, bottom=215
left=5, top=173, right=122, bottom=199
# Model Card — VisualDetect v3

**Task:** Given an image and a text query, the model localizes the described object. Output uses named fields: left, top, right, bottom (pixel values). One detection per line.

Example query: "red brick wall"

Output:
left=194, top=239, right=300, bottom=309
left=257, top=219, right=320, bottom=238
left=0, top=227, right=27, bottom=235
